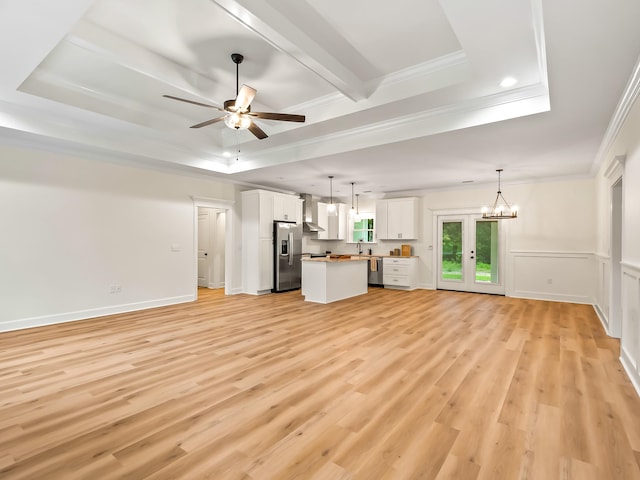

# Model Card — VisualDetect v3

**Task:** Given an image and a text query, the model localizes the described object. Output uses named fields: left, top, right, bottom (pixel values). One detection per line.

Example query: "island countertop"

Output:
left=301, top=255, right=367, bottom=262
left=302, top=254, right=419, bottom=261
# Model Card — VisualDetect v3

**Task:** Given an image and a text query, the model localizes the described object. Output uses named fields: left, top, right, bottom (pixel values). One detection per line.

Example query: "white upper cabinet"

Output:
left=376, top=197, right=419, bottom=240
left=273, top=193, right=302, bottom=223
left=316, top=202, right=345, bottom=240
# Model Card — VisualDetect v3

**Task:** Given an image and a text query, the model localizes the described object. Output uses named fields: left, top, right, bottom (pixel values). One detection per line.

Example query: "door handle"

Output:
left=288, top=232, right=294, bottom=266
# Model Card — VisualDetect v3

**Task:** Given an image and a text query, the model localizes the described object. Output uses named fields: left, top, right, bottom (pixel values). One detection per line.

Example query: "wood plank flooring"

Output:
left=1, top=288, right=639, bottom=479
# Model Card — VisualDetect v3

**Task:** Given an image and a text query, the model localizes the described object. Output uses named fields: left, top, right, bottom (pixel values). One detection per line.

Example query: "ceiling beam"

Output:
left=211, top=0, right=368, bottom=101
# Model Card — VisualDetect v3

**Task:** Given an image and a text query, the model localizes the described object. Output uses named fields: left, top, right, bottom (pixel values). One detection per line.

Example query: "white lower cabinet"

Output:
left=383, top=257, right=418, bottom=290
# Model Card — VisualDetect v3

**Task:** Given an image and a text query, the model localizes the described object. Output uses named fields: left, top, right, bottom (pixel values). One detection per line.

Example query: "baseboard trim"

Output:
left=0, top=295, right=195, bottom=333
left=508, top=291, right=593, bottom=304
left=620, top=348, right=640, bottom=398
left=593, top=303, right=611, bottom=336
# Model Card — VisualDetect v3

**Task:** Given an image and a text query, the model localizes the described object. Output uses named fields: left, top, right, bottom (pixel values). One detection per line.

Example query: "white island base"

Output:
left=301, top=258, right=368, bottom=304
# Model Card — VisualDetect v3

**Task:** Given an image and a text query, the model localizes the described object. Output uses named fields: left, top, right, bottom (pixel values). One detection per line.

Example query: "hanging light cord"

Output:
left=329, top=176, right=334, bottom=205
left=351, top=182, right=355, bottom=211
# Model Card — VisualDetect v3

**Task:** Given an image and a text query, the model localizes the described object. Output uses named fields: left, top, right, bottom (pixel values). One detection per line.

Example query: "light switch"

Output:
left=171, top=243, right=181, bottom=252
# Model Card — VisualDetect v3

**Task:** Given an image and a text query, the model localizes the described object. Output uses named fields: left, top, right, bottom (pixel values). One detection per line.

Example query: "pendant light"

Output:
left=355, top=193, right=361, bottom=221
left=327, top=175, right=337, bottom=216
left=482, top=169, right=518, bottom=219
left=350, top=182, right=356, bottom=216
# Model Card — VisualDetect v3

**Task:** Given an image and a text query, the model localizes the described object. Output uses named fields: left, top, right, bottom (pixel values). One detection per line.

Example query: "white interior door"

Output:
left=437, top=214, right=505, bottom=295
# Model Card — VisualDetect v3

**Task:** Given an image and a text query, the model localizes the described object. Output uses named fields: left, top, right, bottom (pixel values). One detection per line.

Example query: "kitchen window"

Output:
left=348, top=213, right=375, bottom=243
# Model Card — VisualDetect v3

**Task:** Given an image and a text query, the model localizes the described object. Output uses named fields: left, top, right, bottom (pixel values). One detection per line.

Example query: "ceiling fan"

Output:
left=163, top=53, right=305, bottom=140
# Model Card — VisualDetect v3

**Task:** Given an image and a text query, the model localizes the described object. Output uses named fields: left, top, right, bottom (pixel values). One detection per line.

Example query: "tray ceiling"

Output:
left=1, top=0, right=639, bottom=197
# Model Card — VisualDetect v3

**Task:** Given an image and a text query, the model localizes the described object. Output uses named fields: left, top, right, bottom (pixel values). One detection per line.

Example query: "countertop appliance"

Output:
left=273, top=221, right=302, bottom=292
left=368, top=257, right=384, bottom=286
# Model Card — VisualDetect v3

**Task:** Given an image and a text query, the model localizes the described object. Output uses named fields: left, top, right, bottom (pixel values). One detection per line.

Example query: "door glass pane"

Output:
left=475, top=220, right=499, bottom=284
left=441, top=221, right=463, bottom=280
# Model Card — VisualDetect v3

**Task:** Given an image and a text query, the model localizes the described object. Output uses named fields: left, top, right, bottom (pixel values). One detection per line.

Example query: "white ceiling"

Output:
left=1, top=0, right=639, bottom=199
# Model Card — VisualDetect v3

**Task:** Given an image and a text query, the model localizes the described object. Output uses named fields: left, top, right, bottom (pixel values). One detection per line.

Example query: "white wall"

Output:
left=0, top=144, right=241, bottom=331
left=594, top=59, right=640, bottom=394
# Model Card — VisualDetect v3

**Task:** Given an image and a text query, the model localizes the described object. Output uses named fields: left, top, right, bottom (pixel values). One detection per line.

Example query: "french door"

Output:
left=437, top=214, right=505, bottom=295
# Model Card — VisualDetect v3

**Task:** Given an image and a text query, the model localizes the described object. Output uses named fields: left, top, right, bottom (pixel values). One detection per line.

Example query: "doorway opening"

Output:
left=610, top=178, right=623, bottom=337
left=436, top=213, right=506, bottom=295
left=198, top=207, right=226, bottom=290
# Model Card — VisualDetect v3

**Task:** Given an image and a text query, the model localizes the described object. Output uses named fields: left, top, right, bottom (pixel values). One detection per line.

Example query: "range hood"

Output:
left=300, top=193, right=324, bottom=233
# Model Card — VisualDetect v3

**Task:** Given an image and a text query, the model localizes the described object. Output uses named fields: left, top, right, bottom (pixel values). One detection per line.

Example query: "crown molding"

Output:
left=603, top=154, right=626, bottom=180
left=591, top=55, right=640, bottom=175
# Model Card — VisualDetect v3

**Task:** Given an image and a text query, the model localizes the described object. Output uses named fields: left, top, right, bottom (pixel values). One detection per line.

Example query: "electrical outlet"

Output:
left=110, top=284, right=122, bottom=293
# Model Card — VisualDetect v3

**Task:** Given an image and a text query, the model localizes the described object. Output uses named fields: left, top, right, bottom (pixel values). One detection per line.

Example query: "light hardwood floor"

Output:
left=1, top=288, right=639, bottom=479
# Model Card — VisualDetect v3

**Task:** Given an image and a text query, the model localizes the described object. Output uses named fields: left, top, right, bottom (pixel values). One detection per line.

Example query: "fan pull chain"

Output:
left=235, top=129, right=240, bottom=162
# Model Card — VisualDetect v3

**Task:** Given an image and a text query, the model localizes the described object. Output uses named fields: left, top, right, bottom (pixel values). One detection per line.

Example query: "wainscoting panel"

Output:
left=594, top=254, right=611, bottom=333
left=620, top=262, right=640, bottom=394
left=510, top=251, right=594, bottom=304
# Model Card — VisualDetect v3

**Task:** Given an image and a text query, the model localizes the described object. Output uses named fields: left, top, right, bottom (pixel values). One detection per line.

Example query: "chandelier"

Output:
left=482, top=169, right=518, bottom=219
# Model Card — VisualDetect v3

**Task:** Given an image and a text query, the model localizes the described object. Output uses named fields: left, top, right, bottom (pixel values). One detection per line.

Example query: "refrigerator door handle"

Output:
left=288, top=232, right=293, bottom=266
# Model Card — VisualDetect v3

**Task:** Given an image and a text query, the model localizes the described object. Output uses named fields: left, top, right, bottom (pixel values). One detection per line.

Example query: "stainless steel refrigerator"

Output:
left=273, top=221, right=302, bottom=292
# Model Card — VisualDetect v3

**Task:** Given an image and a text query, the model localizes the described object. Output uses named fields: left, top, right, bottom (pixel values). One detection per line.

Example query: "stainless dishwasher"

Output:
left=368, top=257, right=384, bottom=286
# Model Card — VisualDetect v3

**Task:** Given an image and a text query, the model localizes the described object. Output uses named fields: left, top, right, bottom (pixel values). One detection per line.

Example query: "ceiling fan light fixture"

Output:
left=224, top=112, right=251, bottom=130
left=482, top=169, right=518, bottom=219
left=163, top=53, right=304, bottom=140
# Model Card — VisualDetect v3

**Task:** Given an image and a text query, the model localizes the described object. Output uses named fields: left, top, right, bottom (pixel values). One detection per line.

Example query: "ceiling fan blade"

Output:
left=234, top=84, right=257, bottom=112
left=248, top=121, right=268, bottom=139
left=190, top=116, right=226, bottom=128
left=162, top=95, right=222, bottom=110
left=249, top=112, right=306, bottom=122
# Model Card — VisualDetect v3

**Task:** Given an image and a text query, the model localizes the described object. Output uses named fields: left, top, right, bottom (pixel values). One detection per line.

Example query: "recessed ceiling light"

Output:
left=223, top=151, right=231, bottom=158
left=500, top=76, right=517, bottom=88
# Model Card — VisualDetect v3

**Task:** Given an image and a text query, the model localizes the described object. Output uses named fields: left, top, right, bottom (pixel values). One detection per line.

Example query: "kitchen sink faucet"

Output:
left=357, top=239, right=363, bottom=255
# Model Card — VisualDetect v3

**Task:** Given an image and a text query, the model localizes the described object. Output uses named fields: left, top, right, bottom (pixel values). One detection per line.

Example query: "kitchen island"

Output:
left=301, top=256, right=368, bottom=303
